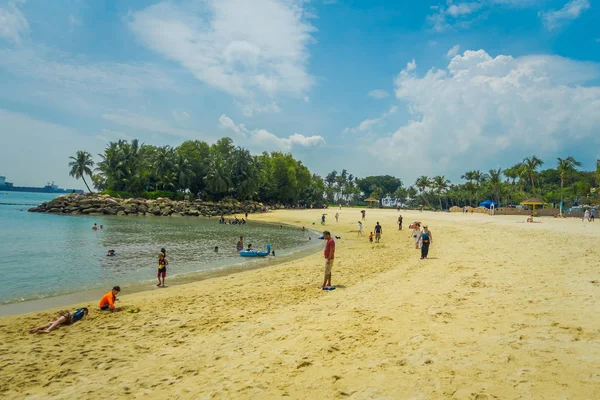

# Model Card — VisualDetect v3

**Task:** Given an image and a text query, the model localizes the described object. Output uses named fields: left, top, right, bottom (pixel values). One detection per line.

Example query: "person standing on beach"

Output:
left=321, top=214, right=326, bottom=225
left=591, top=209, right=595, bottom=222
left=357, top=221, right=364, bottom=236
left=157, top=252, right=168, bottom=287
left=374, top=222, right=383, bottom=243
left=99, top=286, right=120, bottom=311
left=335, top=212, right=339, bottom=222
left=322, top=231, right=335, bottom=289
left=398, top=215, right=403, bottom=230
left=583, top=209, right=590, bottom=222
left=361, top=210, right=366, bottom=220
left=419, top=225, right=433, bottom=259
left=236, top=236, right=244, bottom=252
left=411, top=223, right=421, bottom=249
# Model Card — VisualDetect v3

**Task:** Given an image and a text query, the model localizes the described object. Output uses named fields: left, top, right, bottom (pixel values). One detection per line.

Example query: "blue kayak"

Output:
left=240, top=244, right=271, bottom=257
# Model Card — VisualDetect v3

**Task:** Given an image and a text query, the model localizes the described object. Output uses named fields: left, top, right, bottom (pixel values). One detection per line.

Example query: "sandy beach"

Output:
left=1, top=209, right=599, bottom=399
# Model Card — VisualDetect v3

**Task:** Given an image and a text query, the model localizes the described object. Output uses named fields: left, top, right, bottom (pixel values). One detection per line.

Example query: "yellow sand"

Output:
left=1, top=209, right=599, bottom=399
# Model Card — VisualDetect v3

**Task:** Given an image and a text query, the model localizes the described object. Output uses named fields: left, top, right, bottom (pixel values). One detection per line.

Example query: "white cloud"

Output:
left=0, top=46, right=176, bottom=95
left=368, top=89, right=390, bottom=99
left=428, top=0, right=541, bottom=31
left=103, top=112, right=209, bottom=139
left=0, top=1, right=29, bottom=43
left=68, top=14, right=81, bottom=27
left=447, top=44, right=461, bottom=58
left=172, top=111, right=190, bottom=122
left=344, top=106, right=398, bottom=135
left=218, top=114, right=325, bottom=151
left=237, top=101, right=281, bottom=117
left=539, top=0, right=590, bottom=30
left=366, top=49, right=600, bottom=182
left=447, top=2, right=483, bottom=17
left=128, top=0, right=316, bottom=100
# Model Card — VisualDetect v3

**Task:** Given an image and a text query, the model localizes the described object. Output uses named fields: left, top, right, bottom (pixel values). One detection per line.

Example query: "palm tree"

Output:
left=432, top=175, right=450, bottom=210
left=488, top=168, right=502, bottom=204
left=472, top=170, right=486, bottom=204
left=69, top=151, right=94, bottom=193
left=556, top=157, right=581, bottom=205
left=415, top=176, right=431, bottom=206
left=204, top=155, right=231, bottom=198
left=523, top=156, right=544, bottom=193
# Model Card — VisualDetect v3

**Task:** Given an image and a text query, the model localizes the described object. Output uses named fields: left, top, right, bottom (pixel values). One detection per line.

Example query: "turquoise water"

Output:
left=0, top=192, right=314, bottom=305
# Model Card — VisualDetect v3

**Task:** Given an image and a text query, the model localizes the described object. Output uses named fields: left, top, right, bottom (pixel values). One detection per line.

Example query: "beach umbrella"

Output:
left=520, top=197, right=544, bottom=220
left=364, top=197, right=379, bottom=208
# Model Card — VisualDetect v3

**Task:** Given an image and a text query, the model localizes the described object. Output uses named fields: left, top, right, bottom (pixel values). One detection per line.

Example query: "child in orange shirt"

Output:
left=369, top=232, right=374, bottom=243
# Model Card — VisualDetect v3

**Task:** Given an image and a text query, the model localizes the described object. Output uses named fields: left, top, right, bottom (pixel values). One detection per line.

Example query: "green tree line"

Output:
left=70, top=141, right=599, bottom=209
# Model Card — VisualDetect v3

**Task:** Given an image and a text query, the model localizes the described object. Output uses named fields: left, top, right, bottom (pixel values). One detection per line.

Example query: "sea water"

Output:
left=0, top=192, right=316, bottom=305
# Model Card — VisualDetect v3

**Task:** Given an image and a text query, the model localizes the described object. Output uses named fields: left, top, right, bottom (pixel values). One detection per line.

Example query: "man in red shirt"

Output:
left=322, top=231, right=335, bottom=289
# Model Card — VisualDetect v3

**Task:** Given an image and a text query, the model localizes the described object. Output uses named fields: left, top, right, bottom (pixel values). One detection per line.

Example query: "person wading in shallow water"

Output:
left=419, top=225, right=433, bottom=259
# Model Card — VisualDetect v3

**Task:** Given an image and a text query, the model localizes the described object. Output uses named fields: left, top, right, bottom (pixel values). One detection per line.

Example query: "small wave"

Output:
left=0, top=202, right=37, bottom=206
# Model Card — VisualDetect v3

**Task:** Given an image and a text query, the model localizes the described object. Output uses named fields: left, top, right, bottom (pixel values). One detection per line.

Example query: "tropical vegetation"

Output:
left=69, top=139, right=599, bottom=209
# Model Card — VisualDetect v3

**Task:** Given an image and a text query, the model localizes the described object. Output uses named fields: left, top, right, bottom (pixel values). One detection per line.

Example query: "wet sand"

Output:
left=1, top=209, right=599, bottom=399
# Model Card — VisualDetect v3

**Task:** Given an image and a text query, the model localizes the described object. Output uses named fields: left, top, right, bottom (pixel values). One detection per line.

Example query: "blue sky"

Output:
left=1, top=0, right=599, bottom=189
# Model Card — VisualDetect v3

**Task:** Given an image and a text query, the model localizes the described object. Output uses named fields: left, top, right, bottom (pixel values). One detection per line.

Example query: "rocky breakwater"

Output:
left=28, top=194, right=266, bottom=218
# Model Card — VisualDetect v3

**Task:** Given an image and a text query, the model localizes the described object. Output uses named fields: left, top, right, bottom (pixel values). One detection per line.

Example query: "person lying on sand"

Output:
left=29, top=308, right=88, bottom=334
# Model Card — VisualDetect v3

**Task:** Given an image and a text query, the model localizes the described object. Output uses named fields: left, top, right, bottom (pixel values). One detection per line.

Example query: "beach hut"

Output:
left=521, top=197, right=544, bottom=220
left=364, top=197, right=379, bottom=208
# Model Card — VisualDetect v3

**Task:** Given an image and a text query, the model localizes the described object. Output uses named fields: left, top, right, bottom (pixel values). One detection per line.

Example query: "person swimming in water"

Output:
left=214, top=246, right=219, bottom=253
left=247, top=244, right=253, bottom=251
left=107, top=249, right=115, bottom=257
left=29, top=308, right=89, bottom=334
left=92, top=223, right=98, bottom=231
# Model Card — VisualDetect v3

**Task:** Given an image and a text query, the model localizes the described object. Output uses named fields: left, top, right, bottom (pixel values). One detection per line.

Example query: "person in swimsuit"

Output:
left=157, top=252, right=168, bottom=287
left=106, top=249, right=115, bottom=257
left=419, top=225, right=433, bottom=259
left=100, top=286, right=120, bottom=311
left=92, top=223, right=98, bottom=231
left=29, top=308, right=89, bottom=334
left=236, top=236, right=244, bottom=252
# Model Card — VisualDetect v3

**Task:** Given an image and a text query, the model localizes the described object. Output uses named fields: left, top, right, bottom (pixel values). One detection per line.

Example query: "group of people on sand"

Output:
left=582, top=208, right=596, bottom=222
left=30, top=285, right=122, bottom=334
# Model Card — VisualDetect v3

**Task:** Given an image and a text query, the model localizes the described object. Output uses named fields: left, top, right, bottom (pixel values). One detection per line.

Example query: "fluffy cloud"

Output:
left=368, top=89, right=390, bottom=99
left=0, top=1, right=29, bottom=43
left=539, top=0, right=590, bottom=30
left=129, top=0, right=315, bottom=100
left=447, top=44, right=461, bottom=58
left=367, top=49, right=600, bottom=181
left=218, top=114, right=325, bottom=151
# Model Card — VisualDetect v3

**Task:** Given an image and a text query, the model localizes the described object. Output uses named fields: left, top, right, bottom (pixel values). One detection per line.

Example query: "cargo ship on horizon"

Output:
left=0, top=175, right=82, bottom=194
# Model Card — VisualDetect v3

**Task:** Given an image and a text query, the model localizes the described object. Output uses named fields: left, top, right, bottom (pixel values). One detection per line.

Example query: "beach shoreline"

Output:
left=1, top=208, right=599, bottom=399
left=0, top=216, right=322, bottom=316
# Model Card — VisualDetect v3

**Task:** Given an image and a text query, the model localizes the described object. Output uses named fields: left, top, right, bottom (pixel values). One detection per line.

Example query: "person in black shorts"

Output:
left=374, top=222, right=383, bottom=243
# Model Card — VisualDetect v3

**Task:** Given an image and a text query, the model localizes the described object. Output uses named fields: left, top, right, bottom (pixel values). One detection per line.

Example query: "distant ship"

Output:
left=0, top=175, right=82, bottom=194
